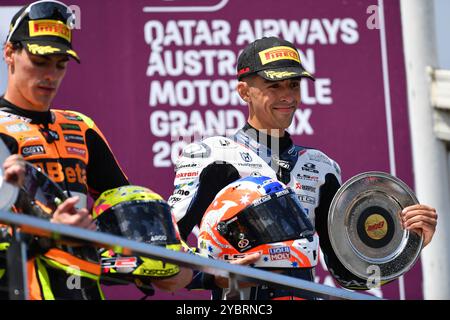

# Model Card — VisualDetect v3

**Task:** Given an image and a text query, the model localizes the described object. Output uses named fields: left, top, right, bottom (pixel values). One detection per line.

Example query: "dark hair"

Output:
left=2, top=41, right=22, bottom=57
left=11, top=41, right=23, bottom=51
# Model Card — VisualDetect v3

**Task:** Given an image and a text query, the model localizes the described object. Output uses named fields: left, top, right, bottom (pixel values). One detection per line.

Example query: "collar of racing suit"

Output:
left=0, top=97, right=53, bottom=125
left=236, top=123, right=304, bottom=184
left=241, top=122, right=293, bottom=154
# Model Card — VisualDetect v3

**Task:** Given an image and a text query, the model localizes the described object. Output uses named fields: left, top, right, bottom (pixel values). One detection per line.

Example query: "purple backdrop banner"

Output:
left=0, top=0, right=419, bottom=300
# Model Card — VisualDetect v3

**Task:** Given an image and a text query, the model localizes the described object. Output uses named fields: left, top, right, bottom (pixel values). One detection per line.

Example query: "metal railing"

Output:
left=0, top=210, right=380, bottom=300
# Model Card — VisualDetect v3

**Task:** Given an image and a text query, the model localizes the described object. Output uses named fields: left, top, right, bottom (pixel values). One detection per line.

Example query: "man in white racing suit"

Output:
left=168, top=37, right=438, bottom=300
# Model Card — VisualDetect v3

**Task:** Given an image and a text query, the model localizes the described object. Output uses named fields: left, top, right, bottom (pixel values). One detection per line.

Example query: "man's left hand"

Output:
left=402, top=204, right=437, bottom=247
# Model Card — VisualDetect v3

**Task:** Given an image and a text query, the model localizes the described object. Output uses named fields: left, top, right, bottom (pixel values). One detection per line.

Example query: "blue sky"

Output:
left=435, top=0, right=450, bottom=69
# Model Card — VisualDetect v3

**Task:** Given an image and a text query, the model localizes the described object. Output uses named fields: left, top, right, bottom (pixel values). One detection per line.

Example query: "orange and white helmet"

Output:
left=198, top=175, right=319, bottom=269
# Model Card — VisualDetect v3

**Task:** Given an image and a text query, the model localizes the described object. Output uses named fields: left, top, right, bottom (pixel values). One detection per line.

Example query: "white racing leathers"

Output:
left=169, top=126, right=372, bottom=299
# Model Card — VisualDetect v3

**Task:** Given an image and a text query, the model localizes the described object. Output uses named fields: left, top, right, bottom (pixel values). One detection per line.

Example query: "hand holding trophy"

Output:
left=328, top=172, right=423, bottom=287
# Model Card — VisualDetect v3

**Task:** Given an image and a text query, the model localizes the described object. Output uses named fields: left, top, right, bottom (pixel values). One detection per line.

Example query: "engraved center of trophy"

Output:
left=364, top=214, right=388, bottom=240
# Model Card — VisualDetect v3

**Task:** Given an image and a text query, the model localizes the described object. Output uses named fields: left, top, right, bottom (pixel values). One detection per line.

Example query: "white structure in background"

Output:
left=430, top=69, right=450, bottom=141
left=401, top=0, right=450, bottom=300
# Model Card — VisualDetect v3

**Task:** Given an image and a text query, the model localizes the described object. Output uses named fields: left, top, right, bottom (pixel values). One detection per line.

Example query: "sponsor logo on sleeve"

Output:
left=308, top=153, right=332, bottom=166
left=301, top=163, right=319, bottom=174
left=6, top=123, right=31, bottom=133
left=0, top=117, right=11, bottom=124
left=240, top=152, right=253, bottom=162
left=295, top=182, right=316, bottom=193
left=182, top=143, right=211, bottom=158
left=175, top=171, right=199, bottom=179
left=19, top=136, right=41, bottom=143
left=298, top=195, right=316, bottom=205
left=333, top=162, right=341, bottom=175
left=66, top=146, right=87, bottom=157
left=63, top=114, right=83, bottom=122
left=169, top=196, right=182, bottom=203
left=175, top=189, right=190, bottom=196
left=21, top=145, right=45, bottom=157
left=237, top=162, right=263, bottom=169
left=174, top=181, right=195, bottom=190
left=298, top=149, right=308, bottom=156
left=175, top=163, right=199, bottom=170
left=64, top=134, right=85, bottom=144
left=60, top=123, right=81, bottom=131
left=296, top=173, right=319, bottom=182
left=0, top=111, right=32, bottom=123
left=218, top=139, right=231, bottom=147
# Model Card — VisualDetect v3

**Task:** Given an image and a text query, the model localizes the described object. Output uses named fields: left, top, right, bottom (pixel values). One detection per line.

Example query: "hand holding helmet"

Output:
left=198, top=175, right=318, bottom=270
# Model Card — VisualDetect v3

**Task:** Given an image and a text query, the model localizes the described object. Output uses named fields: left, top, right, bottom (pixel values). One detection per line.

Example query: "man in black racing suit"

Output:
left=168, top=37, right=438, bottom=300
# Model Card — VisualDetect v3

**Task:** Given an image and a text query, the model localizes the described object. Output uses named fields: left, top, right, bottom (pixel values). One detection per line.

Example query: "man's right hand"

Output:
left=51, top=196, right=96, bottom=231
left=214, top=252, right=261, bottom=288
left=2, top=154, right=25, bottom=187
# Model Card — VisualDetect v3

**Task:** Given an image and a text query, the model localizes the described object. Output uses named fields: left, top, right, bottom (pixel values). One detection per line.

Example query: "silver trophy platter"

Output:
left=328, top=171, right=423, bottom=282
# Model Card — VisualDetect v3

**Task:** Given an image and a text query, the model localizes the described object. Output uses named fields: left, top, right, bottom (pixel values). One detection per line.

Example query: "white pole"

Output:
left=400, top=0, right=450, bottom=299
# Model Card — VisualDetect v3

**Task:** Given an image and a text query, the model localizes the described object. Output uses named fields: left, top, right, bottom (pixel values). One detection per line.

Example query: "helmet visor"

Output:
left=96, top=200, right=180, bottom=246
left=218, top=190, right=314, bottom=253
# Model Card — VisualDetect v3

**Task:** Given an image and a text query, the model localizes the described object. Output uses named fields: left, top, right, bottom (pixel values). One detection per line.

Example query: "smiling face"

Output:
left=4, top=43, right=69, bottom=112
left=237, top=75, right=301, bottom=137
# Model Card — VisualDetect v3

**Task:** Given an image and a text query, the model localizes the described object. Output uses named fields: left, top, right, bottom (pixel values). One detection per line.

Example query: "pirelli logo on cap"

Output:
left=259, top=46, right=301, bottom=65
left=29, top=20, right=72, bottom=42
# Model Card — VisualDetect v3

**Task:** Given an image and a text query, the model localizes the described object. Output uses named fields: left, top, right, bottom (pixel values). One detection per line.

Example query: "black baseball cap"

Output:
left=6, top=1, right=80, bottom=63
left=237, top=37, right=314, bottom=81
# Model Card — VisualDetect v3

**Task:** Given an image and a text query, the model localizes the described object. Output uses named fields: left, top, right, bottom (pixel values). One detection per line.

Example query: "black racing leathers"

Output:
left=169, top=124, right=371, bottom=300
